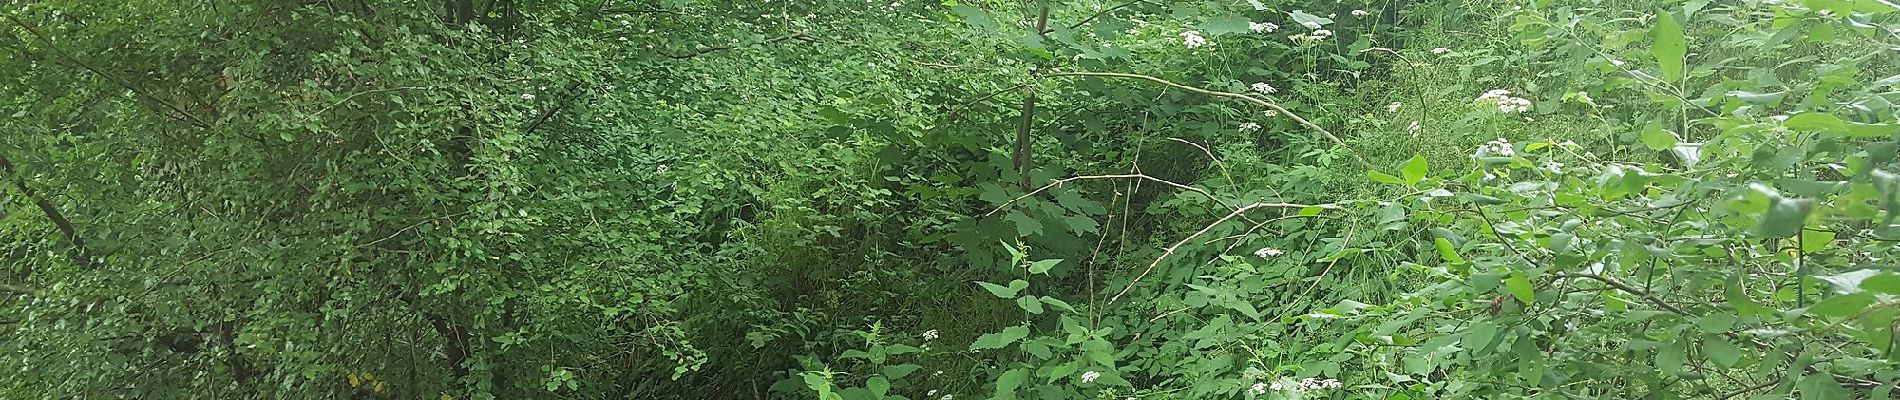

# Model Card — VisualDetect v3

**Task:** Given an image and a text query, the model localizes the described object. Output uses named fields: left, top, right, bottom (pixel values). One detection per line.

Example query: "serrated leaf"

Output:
left=866, top=376, right=889, bottom=397
left=1016, top=295, right=1044, bottom=314
left=970, top=326, right=1030, bottom=350
left=1653, top=11, right=1686, bottom=82
left=882, top=364, right=921, bottom=380
left=976, top=280, right=1026, bottom=298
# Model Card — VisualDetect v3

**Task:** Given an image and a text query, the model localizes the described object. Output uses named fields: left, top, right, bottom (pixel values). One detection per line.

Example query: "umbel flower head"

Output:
left=1251, top=82, right=1277, bottom=94
left=1476, top=89, right=1532, bottom=113
left=1250, top=22, right=1279, bottom=33
left=1181, top=31, right=1208, bottom=48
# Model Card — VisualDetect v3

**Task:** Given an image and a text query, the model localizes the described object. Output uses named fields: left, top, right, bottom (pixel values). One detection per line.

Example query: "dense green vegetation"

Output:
left=3, top=0, right=1899, bottom=398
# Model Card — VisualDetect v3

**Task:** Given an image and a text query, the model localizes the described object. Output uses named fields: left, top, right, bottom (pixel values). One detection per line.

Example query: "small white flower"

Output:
left=1238, top=122, right=1262, bottom=132
left=1251, top=82, right=1277, bottom=94
left=1430, top=47, right=1451, bottom=55
left=520, top=93, right=535, bottom=100
left=1476, top=137, right=1516, bottom=157
left=940, top=395, right=953, bottom=400
left=1386, top=102, right=1402, bottom=113
left=1351, top=9, right=1369, bottom=16
left=1270, top=381, right=1286, bottom=391
left=1407, top=120, right=1422, bottom=136
left=922, top=330, right=940, bottom=340
left=1080, top=371, right=1101, bottom=383
left=1254, top=247, right=1284, bottom=258
left=1249, top=22, right=1279, bottom=33
left=926, top=390, right=938, bottom=396
left=1181, top=31, right=1208, bottom=48
left=1250, top=382, right=1269, bottom=394
left=1310, top=29, right=1333, bottom=39
left=1300, top=21, right=1322, bottom=29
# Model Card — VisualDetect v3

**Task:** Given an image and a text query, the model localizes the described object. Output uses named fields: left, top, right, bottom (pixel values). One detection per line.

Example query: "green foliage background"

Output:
left=2, top=0, right=1898, bottom=399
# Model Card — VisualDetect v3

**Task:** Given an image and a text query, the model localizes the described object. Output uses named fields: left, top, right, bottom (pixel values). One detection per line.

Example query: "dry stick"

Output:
left=1108, top=201, right=1336, bottom=304
left=1044, top=71, right=1372, bottom=169
left=984, top=173, right=1234, bottom=217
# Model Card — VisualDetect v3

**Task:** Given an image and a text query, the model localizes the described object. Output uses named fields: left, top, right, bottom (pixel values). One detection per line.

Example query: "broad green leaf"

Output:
left=1653, top=11, right=1686, bottom=82
left=1027, top=258, right=1062, bottom=274
left=970, top=326, right=1031, bottom=350
left=1464, top=321, right=1499, bottom=351
left=1704, top=335, right=1742, bottom=367
left=1016, top=295, right=1044, bottom=314
left=1757, top=196, right=1812, bottom=238
left=1798, top=373, right=1854, bottom=400
left=881, top=364, right=922, bottom=380
left=1201, top=13, right=1251, bottom=35
left=1506, top=271, right=1536, bottom=303
left=1862, top=272, right=1900, bottom=294
left=1401, top=155, right=1429, bottom=184
left=1807, top=292, right=1875, bottom=318
left=976, top=280, right=1029, bottom=298
left=1289, top=10, right=1335, bottom=27
left=1039, top=296, right=1076, bottom=312
left=1786, top=112, right=1848, bottom=132
left=994, top=368, right=1030, bottom=395
left=1801, top=228, right=1834, bottom=253
left=1368, top=170, right=1405, bottom=185
left=1656, top=340, right=1686, bottom=374
left=866, top=376, right=889, bottom=397
left=1640, top=122, right=1680, bottom=150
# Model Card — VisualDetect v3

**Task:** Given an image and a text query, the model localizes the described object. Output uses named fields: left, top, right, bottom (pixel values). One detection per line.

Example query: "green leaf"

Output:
left=976, top=280, right=1028, bottom=298
left=1653, top=11, right=1686, bottom=82
left=1016, top=295, right=1044, bottom=314
left=1401, top=155, right=1429, bottom=184
left=1656, top=340, right=1686, bottom=374
left=1862, top=272, right=1900, bottom=294
left=1801, top=228, right=1835, bottom=253
left=970, top=325, right=1031, bottom=350
left=1289, top=10, right=1335, bottom=27
left=1786, top=112, right=1848, bottom=132
left=1757, top=196, right=1813, bottom=238
left=1368, top=170, right=1405, bottom=185
left=866, top=376, right=889, bottom=397
left=1505, top=271, right=1536, bottom=303
left=1039, top=296, right=1076, bottom=312
left=994, top=368, right=1030, bottom=395
left=1640, top=122, right=1680, bottom=151
left=881, top=364, right=922, bottom=380
left=1798, top=373, right=1855, bottom=400
left=1201, top=13, right=1251, bottom=35
left=950, top=5, right=998, bottom=30
left=1027, top=259, right=1062, bottom=275
left=1704, top=336, right=1742, bottom=367
left=1464, top=321, right=1499, bottom=351
left=1808, top=292, right=1875, bottom=318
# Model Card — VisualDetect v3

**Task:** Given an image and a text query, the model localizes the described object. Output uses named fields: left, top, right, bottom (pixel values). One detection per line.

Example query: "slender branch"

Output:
left=1554, top=273, right=1691, bottom=316
left=0, top=153, right=95, bottom=270
left=1043, top=71, right=1371, bottom=169
left=1108, top=201, right=1337, bottom=304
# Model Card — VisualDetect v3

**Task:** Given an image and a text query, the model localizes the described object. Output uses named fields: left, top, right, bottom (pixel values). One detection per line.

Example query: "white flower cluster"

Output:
left=1476, top=89, right=1533, bottom=113
left=1475, top=137, right=1516, bottom=158
left=1181, top=31, right=1208, bottom=48
left=922, top=329, right=940, bottom=340
left=1255, top=378, right=1343, bottom=393
left=1300, top=21, right=1322, bottom=29
left=1350, top=9, right=1370, bottom=16
left=1430, top=47, right=1452, bottom=55
left=1250, top=21, right=1279, bottom=33
left=1386, top=102, right=1402, bottom=113
left=1254, top=247, right=1284, bottom=258
left=1079, top=371, right=1101, bottom=383
left=1251, top=82, right=1277, bottom=94
left=1290, top=29, right=1332, bottom=41
left=1238, top=122, right=1262, bottom=132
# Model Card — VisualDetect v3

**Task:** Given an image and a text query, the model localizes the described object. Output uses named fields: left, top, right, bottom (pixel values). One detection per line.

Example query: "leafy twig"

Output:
left=1109, top=201, right=1337, bottom=304
left=1044, top=71, right=1371, bottom=169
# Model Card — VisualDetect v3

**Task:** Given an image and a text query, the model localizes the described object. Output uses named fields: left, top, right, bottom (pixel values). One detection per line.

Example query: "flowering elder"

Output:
left=1254, top=247, right=1284, bottom=258
left=1250, top=82, right=1277, bottom=94
left=1180, top=31, right=1208, bottom=48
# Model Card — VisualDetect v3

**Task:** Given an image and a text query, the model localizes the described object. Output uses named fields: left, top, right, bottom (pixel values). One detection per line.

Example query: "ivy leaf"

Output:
left=1652, top=11, right=1686, bottom=82
left=1505, top=271, right=1536, bottom=303
left=970, top=326, right=1031, bottom=350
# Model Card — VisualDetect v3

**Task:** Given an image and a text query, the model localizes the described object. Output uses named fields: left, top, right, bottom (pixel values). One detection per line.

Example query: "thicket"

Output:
left=3, top=0, right=1899, bottom=399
